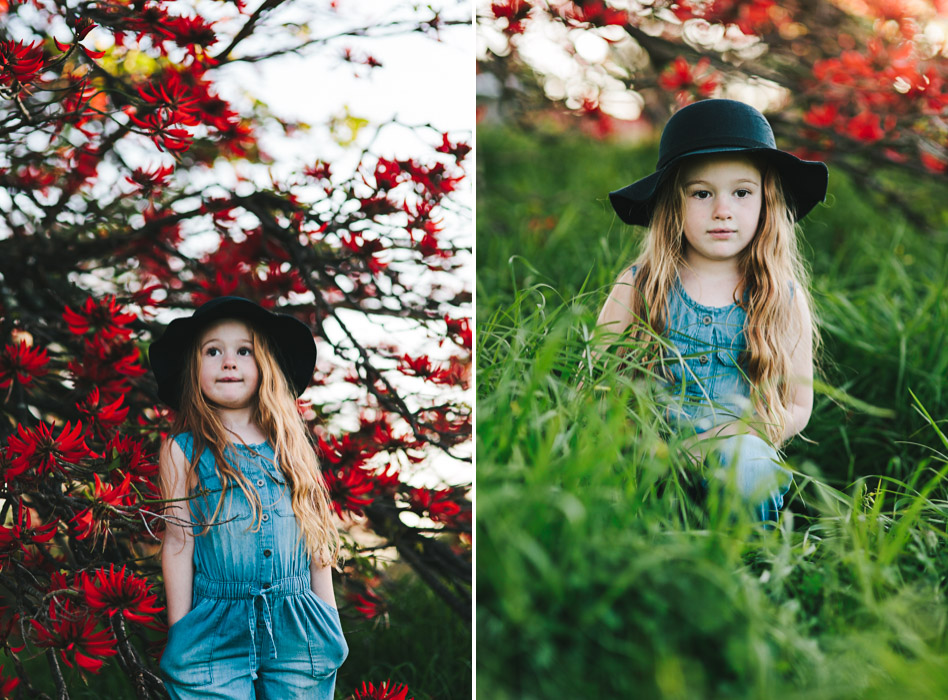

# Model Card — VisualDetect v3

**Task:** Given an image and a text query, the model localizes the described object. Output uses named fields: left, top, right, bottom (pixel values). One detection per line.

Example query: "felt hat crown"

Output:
left=148, top=296, right=317, bottom=410
left=609, top=99, right=828, bottom=226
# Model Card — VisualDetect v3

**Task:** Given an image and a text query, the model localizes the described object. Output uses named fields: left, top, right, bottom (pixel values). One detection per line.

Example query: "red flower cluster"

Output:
left=63, top=296, right=146, bottom=401
left=78, top=388, right=130, bottom=440
left=0, top=40, right=44, bottom=91
left=128, top=70, right=201, bottom=152
left=187, top=227, right=307, bottom=305
left=6, top=421, right=93, bottom=480
left=82, top=564, right=164, bottom=625
left=0, top=664, right=18, bottom=696
left=398, top=354, right=469, bottom=387
left=806, top=37, right=948, bottom=169
left=31, top=599, right=118, bottom=675
left=554, top=1, right=629, bottom=28
left=125, top=163, right=175, bottom=195
left=659, top=57, right=720, bottom=105
left=371, top=157, right=462, bottom=200
left=0, top=500, right=58, bottom=564
left=408, top=487, right=469, bottom=529
left=322, top=463, right=375, bottom=518
left=348, top=585, right=386, bottom=620
left=444, top=315, right=472, bottom=350
left=351, top=680, right=414, bottom=700
left=0, top=341, right=49, bottom=390
left=435, top=133, right=472, bottom=162
left=71, top=473, right=137, bottom=542
left=63, top=295, right=137, bottom=341
left=673, top=0, right=788, bottom=36
left=490, top=0, right=533, bottom=35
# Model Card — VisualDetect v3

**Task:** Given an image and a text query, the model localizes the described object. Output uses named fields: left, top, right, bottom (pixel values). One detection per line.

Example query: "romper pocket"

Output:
left=192, top=472, right=251, bottom=528
left=160, top=598, right=220, bottom=688
left=303, top=589, right=349, bottom=679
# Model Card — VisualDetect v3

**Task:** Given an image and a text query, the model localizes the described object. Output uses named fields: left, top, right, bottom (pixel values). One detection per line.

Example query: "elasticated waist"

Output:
left=194, top=573, right=310, bottom=600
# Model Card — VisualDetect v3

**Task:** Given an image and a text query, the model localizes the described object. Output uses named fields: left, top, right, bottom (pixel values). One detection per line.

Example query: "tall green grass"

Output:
left=477, top=126, right=948, bottom=698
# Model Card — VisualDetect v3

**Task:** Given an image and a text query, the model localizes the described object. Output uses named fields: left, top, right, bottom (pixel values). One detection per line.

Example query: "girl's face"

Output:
left=198, top=319, right=260, bottom=410
left=679, top=155, right=762, bottom=266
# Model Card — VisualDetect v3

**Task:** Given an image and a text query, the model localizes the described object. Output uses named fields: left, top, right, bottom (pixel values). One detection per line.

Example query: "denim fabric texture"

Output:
left=160, top=433, right=348, bottom=699
left=656, top=272, right=793, bottom=522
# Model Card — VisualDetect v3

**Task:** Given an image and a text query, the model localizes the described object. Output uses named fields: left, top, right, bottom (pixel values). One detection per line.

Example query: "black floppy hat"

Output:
left=609, top=99, right=828, bottom=226
left=148, top=296, right=317, bottom=410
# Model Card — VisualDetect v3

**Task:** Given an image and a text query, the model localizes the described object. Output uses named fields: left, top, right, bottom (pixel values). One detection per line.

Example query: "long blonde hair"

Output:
left=605, top=155, right=818, bottom=445
left=169, top=320, right=340, bottom=566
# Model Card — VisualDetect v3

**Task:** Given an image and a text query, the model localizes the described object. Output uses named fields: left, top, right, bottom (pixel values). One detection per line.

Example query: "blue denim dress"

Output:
left=160, top=433, right=348, bottom=699
left=659, top=273, right=793, bottom=522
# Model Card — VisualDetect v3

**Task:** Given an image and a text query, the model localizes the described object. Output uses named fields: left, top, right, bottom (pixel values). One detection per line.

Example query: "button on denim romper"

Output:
left=160, top=433, right=348, bottom=699
left=659, top=273, right=793, bottom=522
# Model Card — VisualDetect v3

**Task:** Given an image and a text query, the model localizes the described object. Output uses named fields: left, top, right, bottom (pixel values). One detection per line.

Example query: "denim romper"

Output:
left=659, top=273, right=793, bottom=522
left=160, top=433, right=348, bottom=699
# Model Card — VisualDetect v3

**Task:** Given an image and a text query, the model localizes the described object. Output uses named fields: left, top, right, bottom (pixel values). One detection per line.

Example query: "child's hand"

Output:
left=677, top=420, right=766, bottom=463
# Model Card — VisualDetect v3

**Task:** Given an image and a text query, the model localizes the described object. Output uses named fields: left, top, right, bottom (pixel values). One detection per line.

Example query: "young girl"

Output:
left=149, top=296, right=348, bottom=699
left=598, top=99, right=828, bottom=523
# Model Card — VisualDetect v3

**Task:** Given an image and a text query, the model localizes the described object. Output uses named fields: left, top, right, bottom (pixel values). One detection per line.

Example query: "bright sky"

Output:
left=220, top=1, right=474, bottom=489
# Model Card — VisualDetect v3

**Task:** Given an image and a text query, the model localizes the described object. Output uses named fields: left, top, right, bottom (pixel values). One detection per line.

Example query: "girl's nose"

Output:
left=222, top=352, right=237, bottom=369
left=713, top=199, right=732, bottom=219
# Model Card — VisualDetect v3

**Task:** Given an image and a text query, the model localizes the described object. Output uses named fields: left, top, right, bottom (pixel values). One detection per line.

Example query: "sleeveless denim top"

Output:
left=658, top=273, right=754, bottom=434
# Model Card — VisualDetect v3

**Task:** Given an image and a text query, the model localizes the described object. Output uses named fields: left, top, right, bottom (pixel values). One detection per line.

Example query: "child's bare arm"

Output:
left=783, top=290, right=814, bottom=441
left=310, top=557, right=338, bottom=608
left=596, top=266, right=638, bottom=333
left=160, top=439, right=194, bottom=627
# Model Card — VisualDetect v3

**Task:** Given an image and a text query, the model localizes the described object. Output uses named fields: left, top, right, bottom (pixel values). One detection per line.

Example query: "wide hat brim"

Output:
left=609, top=99, right=828, bottom=226
left=148, top=297, right=316, bottom=410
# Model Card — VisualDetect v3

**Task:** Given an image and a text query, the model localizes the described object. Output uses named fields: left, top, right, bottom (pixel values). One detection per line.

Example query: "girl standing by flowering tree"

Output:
left=150, top=297, right=347, bottom=698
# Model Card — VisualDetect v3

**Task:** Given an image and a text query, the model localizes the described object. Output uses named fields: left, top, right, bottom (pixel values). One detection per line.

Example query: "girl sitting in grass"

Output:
left=597, top=98, right=827, bottom=523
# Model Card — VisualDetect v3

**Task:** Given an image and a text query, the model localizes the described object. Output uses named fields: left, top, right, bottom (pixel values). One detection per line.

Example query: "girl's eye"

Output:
left=238, top=347, right=253, bottom=356
left=735, top=189, right=752, bottom=198
left=691, top=190, right=711, bottom=200
left=205, top=348, right=221, bottom=357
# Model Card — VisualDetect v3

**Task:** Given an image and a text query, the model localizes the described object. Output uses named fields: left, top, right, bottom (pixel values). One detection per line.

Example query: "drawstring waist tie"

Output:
left=193, top=573, right=311, bottom=679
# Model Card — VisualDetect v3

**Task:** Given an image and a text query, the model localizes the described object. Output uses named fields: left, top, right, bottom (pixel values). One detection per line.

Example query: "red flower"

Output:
left=126, top=163, right=175, bottom=194
left=0, top=341, right=49, bottom=389
left=105, top=434, right=159, bottom=483
left=0, top=665, right=19, bottom=696
left=803, top=103, right=839, bottom=129
left=846, top=111, right=886, bottom=142
left=0, top=40, right=44, bottom=89
left=164, top=15, right=218, bottom=56
left=6, top=421, right=93, bottom=480
left=63, top=295, right=137, bottom=341
left=322, top=464, right=375, bottom=518
left=68, top=337, right=147, bottom=402
left=559, top=0, right=629, bottom=27
left=435, top=133, right=472, bottom=162
left=348, top=587, right=386, bottom=620
left=659, top=57, right=720, bottom=97
left=408, top=487, right=463, bottom=524
left=444, top=315, right=472, bottom=350
left=31, top=599, right=118, bottom=675
left=78, top=388, right=130, bottom=438
left=491, top=0, right=532, bottom=35
left=351, top=679, right=413, bottom=700
left=71, top=473, right=137, bottom=542
left=82, top=564, right=164, bottom=625
left=0, top=499, right=58, bottom=561
left=920, top=149, right=947, bottom=174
